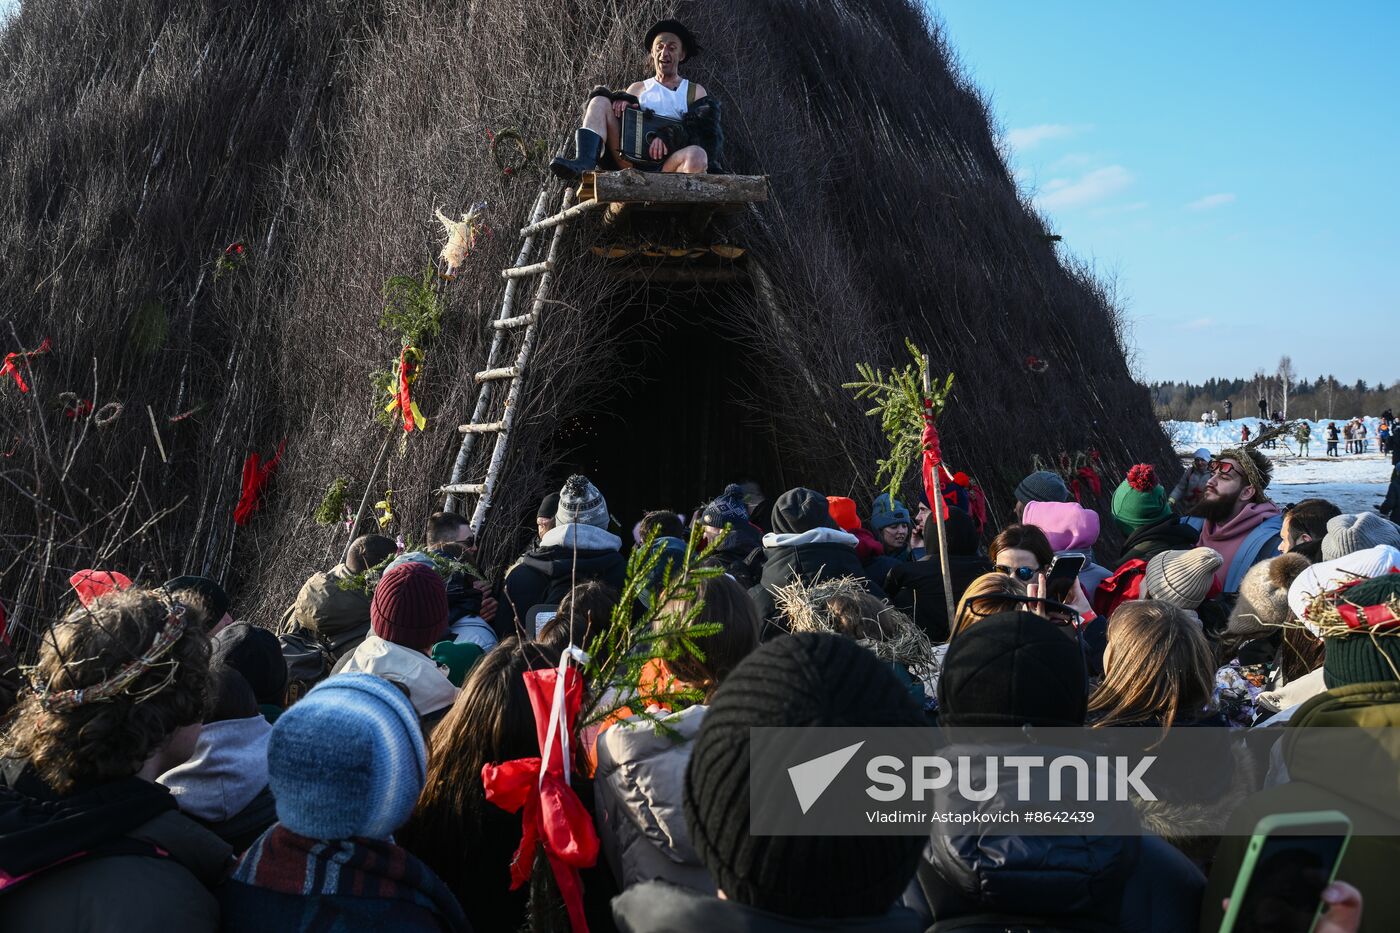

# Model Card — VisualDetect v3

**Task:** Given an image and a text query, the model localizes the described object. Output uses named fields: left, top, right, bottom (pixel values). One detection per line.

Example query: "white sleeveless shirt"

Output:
left=638, top=78, right=689, bottom=119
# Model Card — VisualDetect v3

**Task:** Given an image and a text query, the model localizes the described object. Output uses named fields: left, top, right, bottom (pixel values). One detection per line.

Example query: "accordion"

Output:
left=620, top=107, right=683, bottom=167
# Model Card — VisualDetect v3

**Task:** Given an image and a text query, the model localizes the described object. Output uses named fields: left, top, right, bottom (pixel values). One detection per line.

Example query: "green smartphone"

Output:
left=1219, top=810, right=1352, bottom=933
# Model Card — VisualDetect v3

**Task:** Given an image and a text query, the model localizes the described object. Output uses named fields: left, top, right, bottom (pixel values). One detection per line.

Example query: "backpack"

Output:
left=277, top=625, right=336, bottom=705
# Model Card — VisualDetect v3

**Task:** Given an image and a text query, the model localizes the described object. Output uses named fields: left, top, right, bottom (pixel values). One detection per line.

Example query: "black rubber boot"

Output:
left=550, top=129, right=604, bottom=181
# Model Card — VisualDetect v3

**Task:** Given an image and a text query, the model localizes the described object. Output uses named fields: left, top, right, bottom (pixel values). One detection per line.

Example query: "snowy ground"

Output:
left=1163, top=418, right=1393, bottom=514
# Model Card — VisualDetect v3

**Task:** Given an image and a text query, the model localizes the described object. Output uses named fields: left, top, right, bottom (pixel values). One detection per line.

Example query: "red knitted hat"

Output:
left=826, top=496, right=861, bottom=532
left=371, top=562, right=449, bottom=652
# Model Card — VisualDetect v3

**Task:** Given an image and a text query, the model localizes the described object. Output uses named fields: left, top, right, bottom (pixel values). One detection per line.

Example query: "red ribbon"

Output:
left=481, top=666, right=599, bottom=933
left=1338, top=604, right=1399, bottom=631
left=398, top=348, right=416, bottom=432
left=233, top=440, right=286, bottom=526
left=921, top=417, right=949, bottom=521
left=1, top=338, right=53, bottom=393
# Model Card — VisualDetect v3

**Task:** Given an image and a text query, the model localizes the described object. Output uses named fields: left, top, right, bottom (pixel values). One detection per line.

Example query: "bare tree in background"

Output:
left=1277, top=355, right=1294, bottom=419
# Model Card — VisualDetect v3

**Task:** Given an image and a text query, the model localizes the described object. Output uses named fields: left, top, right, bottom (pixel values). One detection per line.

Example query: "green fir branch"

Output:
left=577, top=523, right=728, bottom=733
left=380, top=264, right=444, bottom=348
left=314, top=477, right=350, bottom=525
left=842, top=338, right=954, bottom=502
left=336, top=543, right=483, bottom=596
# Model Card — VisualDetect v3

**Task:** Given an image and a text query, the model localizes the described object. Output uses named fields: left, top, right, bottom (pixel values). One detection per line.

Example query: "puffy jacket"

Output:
left=615, top=880, right=922, bottom=933
left=594, top=704, right=713, bottom=893
left=279, top=563, right=372, bottom=659
left=884, top=555, right=991, bottom=643
left=748, top=528, right=886, bottom=634
left=0, top=764, right=232, bottom=931
left=909, top=746, right=1205, bottom=932
left=1116, top=513, right=1200, bottom=568
left=500, top=523, right=627, bottom=638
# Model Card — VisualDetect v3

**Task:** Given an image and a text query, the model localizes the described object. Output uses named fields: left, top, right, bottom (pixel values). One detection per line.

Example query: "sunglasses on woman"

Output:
left=994, top=564, right=1039, bottom=582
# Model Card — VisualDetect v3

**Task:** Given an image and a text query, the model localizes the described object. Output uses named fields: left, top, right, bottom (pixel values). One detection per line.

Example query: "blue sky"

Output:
left=929, top=1, right=1398, bottom=385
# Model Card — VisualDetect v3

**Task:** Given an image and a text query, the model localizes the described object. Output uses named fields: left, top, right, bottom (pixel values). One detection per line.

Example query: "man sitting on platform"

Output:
left=551, top=20, right=721, bottom=180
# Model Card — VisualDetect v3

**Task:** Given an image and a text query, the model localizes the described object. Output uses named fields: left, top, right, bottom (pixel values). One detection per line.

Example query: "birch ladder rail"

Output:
left=440, top=185, right=602, bottom=534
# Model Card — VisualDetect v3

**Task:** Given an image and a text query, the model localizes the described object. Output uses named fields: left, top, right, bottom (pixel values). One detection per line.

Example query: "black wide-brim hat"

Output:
left=645, top=19, right=702, bottom=61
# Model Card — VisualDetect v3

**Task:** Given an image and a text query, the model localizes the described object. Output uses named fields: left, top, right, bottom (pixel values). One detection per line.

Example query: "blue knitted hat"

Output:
left=266, top=672, right=427, bottom=841
left=870, top=493, right=911, bottom=532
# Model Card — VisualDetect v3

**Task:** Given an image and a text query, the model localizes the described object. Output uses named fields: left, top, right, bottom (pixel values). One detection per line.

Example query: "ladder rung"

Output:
left=502, top=260, right=551, bottom=279
left=440, top=482, right=485, bottom=495
left=475, top=366, right=519, bottom=383
left=458, top=421, right=505, bottom=434
left=492, top=312, right=538, bottom=330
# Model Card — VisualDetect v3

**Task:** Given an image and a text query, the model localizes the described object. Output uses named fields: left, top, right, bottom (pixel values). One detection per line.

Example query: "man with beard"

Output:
left=1196, top=447, right=1283, bottom=598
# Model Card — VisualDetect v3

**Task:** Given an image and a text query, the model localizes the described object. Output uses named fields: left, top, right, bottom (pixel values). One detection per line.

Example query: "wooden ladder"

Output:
left=440, top=185, right=603, bottom=533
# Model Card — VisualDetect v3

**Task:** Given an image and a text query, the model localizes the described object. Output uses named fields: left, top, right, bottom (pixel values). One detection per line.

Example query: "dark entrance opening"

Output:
left=550, top=280, right=787, bottom=527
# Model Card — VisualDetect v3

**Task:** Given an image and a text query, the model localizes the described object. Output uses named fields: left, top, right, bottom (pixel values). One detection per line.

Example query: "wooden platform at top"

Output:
left=578, top=169, right=768, bottom=208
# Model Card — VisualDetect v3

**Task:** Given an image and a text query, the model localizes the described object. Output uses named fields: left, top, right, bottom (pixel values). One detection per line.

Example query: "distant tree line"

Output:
left=1150, top=356, right=1398, bottom=421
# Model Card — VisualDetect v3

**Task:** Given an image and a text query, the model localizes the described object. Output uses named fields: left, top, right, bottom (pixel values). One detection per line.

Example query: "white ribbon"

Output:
left=540, top=644, right=589, bottom=789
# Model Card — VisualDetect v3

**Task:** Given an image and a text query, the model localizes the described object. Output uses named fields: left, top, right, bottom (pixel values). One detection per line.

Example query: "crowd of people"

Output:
left=2, top=440, right=1397, bottom=932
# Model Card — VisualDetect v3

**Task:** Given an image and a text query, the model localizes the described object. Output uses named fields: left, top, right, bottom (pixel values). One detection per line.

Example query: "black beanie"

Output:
left=212, top=622, right=289, bottom=707
left=164, top=574, right=232, bottom=627
left=684, top=633, right=926, bottom=919
left=205, top=665, right=259, bottom=724
left=927, top=506, right=979, bottom=558
left=537, top=492, right=560, bottom=520
left=937, top=611, right=1088, bottom=727
left=770, top=487, right=838, bottom=536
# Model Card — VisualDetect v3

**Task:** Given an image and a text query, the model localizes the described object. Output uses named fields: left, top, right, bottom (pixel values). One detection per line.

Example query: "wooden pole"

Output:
left=922, top=356, right=957, bottom=625
left=350, top=430, right=395, bottom=549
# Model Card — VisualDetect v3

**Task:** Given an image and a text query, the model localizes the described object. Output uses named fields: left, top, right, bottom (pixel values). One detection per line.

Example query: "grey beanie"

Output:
left=1227, top=552, right=1312, bottom=641
left=1143, top=547, right=1223, bottom=610
left=1321, top=513, right=1400, bottom=562
left=1014, top=470, right=1072, bottom=505
left=556, top=474, right=609, bottom=529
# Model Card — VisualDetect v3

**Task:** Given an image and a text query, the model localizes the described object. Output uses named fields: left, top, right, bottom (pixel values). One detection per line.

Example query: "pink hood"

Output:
left=1200, top=501, right=1283, bottom=588
left=1022, top=501, right=1101, bottom=552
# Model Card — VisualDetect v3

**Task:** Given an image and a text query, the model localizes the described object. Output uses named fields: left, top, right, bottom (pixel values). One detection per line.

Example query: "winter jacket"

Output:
left=850, top=526, right=884, bottom=566
left=1199, top=502, right=1283, bottom=593
left=1169, top=464, right=1212, bottom=511
left=0, top=764, right=232, bottom=931
left=279, top=563, right=372, bottom=660
left=885, top=556, right=991, bottom=644
left=500, top=523, right=626, bottom=638
left=703, top=521, right=764, bottom=588
left=1115, top=513, right=1201, bottom=568
left=748, top=527, right=886, bottom=633
left=614, top=880, right=922, bottom=933
left=908, top=745, right=1204, bottom=933
left=337, top=634, right=458, bottom=720
left=594, top=704, right=714, bottom=894
left=1380, top=462, right=1400, bottom=519
left=158, top=715, right=277, bottom=851
left=652, top=96, right=725, bottom=168
left=1203, top=682, right=1400, bottom=933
